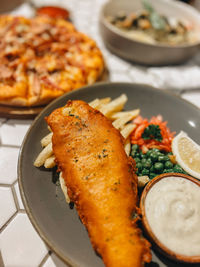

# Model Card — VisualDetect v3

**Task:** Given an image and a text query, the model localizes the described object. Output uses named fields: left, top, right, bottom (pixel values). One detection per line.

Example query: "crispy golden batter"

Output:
left=47, top=100, right=151, bottom=267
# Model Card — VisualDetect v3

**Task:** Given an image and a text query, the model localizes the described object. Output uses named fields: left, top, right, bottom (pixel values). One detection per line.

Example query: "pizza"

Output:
left=0, top=15, right=104, bottom=106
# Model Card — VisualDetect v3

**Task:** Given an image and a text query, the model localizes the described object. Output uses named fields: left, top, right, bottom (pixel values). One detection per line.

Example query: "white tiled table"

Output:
left=0, top=0, right=200, bottom=266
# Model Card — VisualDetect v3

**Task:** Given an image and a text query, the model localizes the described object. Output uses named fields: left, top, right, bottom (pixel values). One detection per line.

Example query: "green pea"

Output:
left=134, top=157, right=140, bottom=163
left=131, top=151, right=136, bottom=157
left=131, top=149, right=135, bottom=154
left=131, top=144, right=139, bottom=151
left=165, top=168, right=174, bottom=173
left=136, top=162, right=142, bottom=171
left=158, top=155, right=165, bottom=162
left=149, top=173, right=156, bottom=179
left=173, top=164, right=183, bottom=173
left=144, top=161, right=152, bottom=169
left=150, top=166, right=155, bottom=173
left=154, top=162, right=164, bottom=173
left=146, top=150, right=152, bottom=157
left=141, top=154, right=146, bottom=159
left=146, top=158, right=152, bottom=164
left=165, top=161, right=173, bottom=169
left=152, top=148, right=160, bottom=153
left=158, top=155, right=169, bottom=162
left=165, top=155, right=170, bottom=161
left=141, top=158, right=147, bottom=164
left=135, top=152, right=140, bottom=158
left=148, top=151, right=155, bottom=159
left=157, top=152, right=163, bottom=157
left=150, top=153, right=158, bottom=162
left=142, top=168, right=149, bottom=175
left=163, top=169, right=169, bottom=173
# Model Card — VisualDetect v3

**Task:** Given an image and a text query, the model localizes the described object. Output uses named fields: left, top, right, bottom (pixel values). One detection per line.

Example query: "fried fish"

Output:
left=46, top=100, right=151, bottom=267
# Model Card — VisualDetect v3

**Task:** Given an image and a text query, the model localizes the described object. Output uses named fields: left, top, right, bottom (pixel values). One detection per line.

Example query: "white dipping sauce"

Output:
left=145, top=176, right=200, bottom=256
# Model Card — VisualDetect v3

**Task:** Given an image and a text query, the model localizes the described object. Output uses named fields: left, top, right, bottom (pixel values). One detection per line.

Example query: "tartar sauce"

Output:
left=145, top=176, right=200, bottom=256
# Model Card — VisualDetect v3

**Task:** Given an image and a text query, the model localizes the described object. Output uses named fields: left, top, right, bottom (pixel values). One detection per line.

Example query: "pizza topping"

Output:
left=0, top=65, right=13, bottom=80
left=41, top=76, right=64, bottom=91
left=15, top=24, right=29, bottom=33
left=29, top=73, right=41, bottom=96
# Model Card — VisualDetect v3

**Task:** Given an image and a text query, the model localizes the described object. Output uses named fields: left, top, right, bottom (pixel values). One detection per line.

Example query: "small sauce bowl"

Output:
left=140, top=173, right=200, bottom=263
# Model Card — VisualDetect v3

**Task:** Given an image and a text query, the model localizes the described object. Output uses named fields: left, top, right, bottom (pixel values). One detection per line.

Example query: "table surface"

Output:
left=0, top=0, right=200, bottom=266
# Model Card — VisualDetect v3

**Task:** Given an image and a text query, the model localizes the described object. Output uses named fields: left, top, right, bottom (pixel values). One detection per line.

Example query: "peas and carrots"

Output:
left=130, top=145, right=187, bottom=179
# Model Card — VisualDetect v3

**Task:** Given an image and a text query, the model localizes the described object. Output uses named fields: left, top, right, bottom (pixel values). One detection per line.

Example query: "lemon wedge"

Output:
left=172, top=131, right=200, bottom=179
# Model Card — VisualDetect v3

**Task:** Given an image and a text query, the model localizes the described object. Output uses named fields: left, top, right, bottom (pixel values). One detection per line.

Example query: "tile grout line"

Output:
left=0, top=210, right=26, bottom=234
left=0, top=184, right=12, bottom=187
left=0, top=144, right=21, bottom=149
left=0, top=178, right=18, bottom=187
left=0, top=211, right=18, bottom=234
left=11, top=183, right=20, bottom=211
left=38, top=251, right=52, bottom=267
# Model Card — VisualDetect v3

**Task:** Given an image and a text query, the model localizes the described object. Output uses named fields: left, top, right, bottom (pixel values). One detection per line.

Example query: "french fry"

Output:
left=59, top=173, right=70, bottom=203
left=96, top=97, right=112, bottom=110
left=124, top=139, right=131, bottom=156
left=89, top=97, right=111, bottom=109
left=138, top=176, right=150, bottom=187
left=112, top=110, right=140, bottom=130
left=89, top=98, right=100, bottom=108
left=99, top=94, right=127, bottom=117
left=34, top=142, right=53, bottom=167
left=99, top=97, right=111, bottom=105
left=41, top=132, right=53, bottom=147
left=110, top=109, right=140, bottom=120
left=120, top=123, right=136, bottom=139
left=44, top=155, right=56, bottom=168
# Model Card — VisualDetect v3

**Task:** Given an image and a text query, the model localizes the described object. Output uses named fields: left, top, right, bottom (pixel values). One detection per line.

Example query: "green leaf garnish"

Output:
left=142, top=0, right=166, bottom=30
left=142, top=0, right=154, bottom=13
left=142, top=124, right=163, bottom=142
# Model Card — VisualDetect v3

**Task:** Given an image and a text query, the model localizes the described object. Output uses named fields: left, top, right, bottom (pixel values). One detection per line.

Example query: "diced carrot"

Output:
left=130, top=115, right=175, bottom=152
left=134, top=124, right=146, bottom=139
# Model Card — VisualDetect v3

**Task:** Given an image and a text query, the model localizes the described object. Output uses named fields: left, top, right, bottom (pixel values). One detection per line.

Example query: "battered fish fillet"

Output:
left=46, top=100, right=151, bottom=267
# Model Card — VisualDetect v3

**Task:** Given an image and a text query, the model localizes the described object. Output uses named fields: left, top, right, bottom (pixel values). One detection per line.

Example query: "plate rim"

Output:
left=18, top=81, right=200, bottom=266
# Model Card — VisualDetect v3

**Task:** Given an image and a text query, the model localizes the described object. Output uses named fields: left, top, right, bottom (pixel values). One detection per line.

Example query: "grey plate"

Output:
left=18, top=82, right=200, bottom=267
left=99, top=0, right=200, bottom=66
